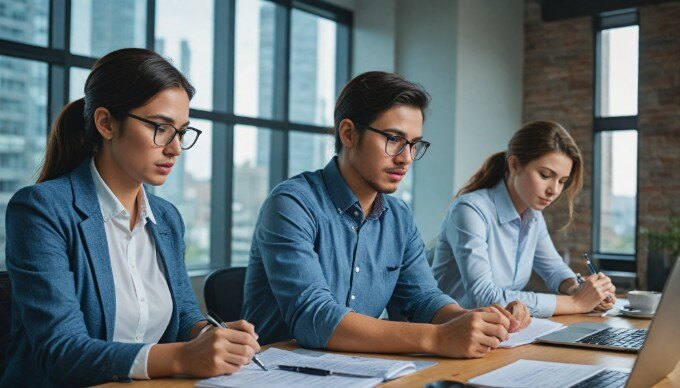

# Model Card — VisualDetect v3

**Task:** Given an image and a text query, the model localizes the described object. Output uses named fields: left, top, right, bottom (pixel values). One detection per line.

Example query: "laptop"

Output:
left=537, top=259, right=680, bottom=387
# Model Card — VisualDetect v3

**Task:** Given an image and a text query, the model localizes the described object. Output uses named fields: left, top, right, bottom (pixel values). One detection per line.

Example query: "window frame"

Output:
left=0, top=0, right=352, bottom=271
left=591, top=9, right=639, bottom=272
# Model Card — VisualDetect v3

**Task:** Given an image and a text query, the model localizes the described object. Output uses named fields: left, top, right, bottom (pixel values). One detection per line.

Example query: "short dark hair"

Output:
left=333, top=71, right=430, bottom=154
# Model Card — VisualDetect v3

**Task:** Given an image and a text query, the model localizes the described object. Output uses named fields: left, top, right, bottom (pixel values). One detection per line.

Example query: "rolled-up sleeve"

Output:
left=533, top=218, right=576, bottom=295
left=390, top=211, right=457, bottom=323
left=450, top=203, right=557, bottom=318
left=256, top=193, right=352, bottom=349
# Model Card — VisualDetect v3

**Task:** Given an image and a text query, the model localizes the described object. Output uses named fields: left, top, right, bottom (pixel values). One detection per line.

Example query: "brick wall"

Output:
left=523, top=0, right=680, bottom=288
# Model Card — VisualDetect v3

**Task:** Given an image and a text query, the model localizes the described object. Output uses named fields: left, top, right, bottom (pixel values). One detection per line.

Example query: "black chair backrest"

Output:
left=203, top=267, right=247, bottom=323
left=0, top=271, right=12, bottom=376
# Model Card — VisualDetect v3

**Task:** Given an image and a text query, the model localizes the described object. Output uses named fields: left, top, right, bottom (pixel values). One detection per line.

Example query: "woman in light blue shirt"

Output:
left=432, top=121, right=616, bottom=318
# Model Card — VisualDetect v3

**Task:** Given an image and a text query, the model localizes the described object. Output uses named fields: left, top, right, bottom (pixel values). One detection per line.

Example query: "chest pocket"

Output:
left=384, top=264, right=401, bottom=282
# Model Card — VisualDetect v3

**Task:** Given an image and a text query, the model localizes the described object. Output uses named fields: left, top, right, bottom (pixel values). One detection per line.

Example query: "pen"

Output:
left=582, top=253, right=612, bottom=303
left=576, top=273, right=584, bottom=285
left=277, top=365, right=375, bottom=379
left=205, top=311, right=268, bottom=372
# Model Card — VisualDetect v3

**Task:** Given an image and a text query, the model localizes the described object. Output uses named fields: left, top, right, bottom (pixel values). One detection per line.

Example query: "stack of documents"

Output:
left=499, top=318, right=565, bottom=348
left=468, top=359, right=606, bottom=387
left=196, top=347, right=437, bottom=388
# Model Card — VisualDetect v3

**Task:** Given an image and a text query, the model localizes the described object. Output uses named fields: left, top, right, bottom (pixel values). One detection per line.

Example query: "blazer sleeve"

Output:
left=5, top=187, right=144, bottom=386
left=170, top=203, right=204, bottom=341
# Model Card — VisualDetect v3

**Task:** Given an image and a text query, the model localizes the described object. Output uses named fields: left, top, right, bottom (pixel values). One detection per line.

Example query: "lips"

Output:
left=156, top=162, right=174, bottom=175
left=539, top=197, right=552, bottom=205
left=386, top=168, right=406, bottom=181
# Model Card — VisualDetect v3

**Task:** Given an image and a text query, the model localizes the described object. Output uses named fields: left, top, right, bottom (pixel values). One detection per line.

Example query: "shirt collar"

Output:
left=89, top=158, right=156, bottom=224
left=490, top=179, right=538, bottom=225
left=322, top=157, right=389, bottom=219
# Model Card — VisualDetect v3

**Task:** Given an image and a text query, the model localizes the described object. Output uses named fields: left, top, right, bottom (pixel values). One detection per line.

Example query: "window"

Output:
left=593, top=12, right=639, bottom=271
left=0, top=0, right=351, bottom=271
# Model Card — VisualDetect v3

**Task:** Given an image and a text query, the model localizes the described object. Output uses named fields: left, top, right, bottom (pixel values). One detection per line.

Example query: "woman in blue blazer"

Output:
left=2, top=48, right=260, bottom=387
left=432, top=121, right=616, bottom=319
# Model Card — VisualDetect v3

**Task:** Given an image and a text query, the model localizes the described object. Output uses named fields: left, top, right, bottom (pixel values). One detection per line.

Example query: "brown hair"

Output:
left=38, top=48, right=194, bottom=182
left=457, top=120, right=583, bottom=229
left=333, top=71, right=430, bottom=154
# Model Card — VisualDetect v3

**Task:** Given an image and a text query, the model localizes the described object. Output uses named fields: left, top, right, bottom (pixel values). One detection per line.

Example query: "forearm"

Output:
left=189, top=320, right=210, bottom=340
left=559, top=277, right=579, bottom=295
left=146, top=343, right=185, bottom=377
left=326, top=312, right=437, bottom=354
left=554, top=295, right=585, bottom=315
left=430, top=304, right=468, bottom=324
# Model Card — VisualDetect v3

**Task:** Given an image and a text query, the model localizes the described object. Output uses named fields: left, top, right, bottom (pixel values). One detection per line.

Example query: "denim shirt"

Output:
left=431, top=180, right=575, bottom=318
left=243, top=157, right=456, bottom=348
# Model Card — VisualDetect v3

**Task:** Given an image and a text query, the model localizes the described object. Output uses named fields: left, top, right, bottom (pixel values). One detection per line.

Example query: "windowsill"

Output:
left=187, top=268, right=213, bottom=278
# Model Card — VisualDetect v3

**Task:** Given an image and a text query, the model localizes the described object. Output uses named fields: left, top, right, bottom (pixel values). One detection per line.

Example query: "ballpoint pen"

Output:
left=277, top=365, right=375, bottom=379
left=205, top=311, right=268, bottom=372
left=582, top=253, right=612, bottom=303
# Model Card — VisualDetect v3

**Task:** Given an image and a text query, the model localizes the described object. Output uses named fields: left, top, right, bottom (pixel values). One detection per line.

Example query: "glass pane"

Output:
left=288, top=131, right=334, bottom=177
left=232, top=125, right=271, bottom=267
left=155, top=0, right=214, bottom=110
left=70, top=0, right=146, bottom=57
left=234, top=0, right=278, bottom=119
left=156, top=119, right=212, bottom=268
left=597, top=130, right=638, bottom=254
left=69, top=67, right=90, bottom=101
left=289, top=9, right=337, bottom=126
left=0, top=56, right=48, bottom=270
left=0, top=0, right=49, bottom=46
left=598, top=26, right=639, bottom=117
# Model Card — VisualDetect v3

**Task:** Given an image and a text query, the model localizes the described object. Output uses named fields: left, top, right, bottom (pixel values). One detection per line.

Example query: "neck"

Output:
left=337, top=155, right=377, bottom=218
left=503, top=176, right=528, bottom=216
left=94, top=151, right=141, bottom=216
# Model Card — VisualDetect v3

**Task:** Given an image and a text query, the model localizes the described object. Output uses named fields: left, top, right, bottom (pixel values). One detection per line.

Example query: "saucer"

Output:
left=620, top=305, right=655, bottom=319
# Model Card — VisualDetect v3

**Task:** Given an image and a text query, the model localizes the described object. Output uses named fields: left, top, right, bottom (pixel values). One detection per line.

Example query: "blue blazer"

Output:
left=1, top=160, right=204, bottom=387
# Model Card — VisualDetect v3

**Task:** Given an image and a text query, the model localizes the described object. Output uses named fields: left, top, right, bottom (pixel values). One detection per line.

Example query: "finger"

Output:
left=227, top=320, right=259, bottom=339
left=483, top=308, right=511, bottom=330
left=492, top=304, right=519, bottom=331
left=476, top=331, right=502, bottom=349
left=223, top=329, right=261, bottom=351
left=223, top=351, right=252, bottom=367
left=480, top=321, right=509, bottom=342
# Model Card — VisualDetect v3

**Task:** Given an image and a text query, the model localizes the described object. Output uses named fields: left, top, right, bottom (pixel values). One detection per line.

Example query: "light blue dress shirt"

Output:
left=431, top=179, right=575, bottom=317
left=243, top=157, right=456, bottom=348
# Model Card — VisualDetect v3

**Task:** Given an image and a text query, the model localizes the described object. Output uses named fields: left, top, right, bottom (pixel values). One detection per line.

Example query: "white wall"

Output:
left=325, top=0, right=524, bottom=243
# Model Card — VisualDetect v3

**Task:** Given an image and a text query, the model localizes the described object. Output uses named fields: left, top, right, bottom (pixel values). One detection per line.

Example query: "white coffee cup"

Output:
left=628, top=290, right=662, bottom=313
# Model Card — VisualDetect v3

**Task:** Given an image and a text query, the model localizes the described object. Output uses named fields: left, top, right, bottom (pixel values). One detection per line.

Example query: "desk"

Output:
left=100, top=313, right=676, bottom=387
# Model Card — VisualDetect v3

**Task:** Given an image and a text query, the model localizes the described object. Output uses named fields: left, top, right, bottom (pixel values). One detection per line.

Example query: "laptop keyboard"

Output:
left=570, top=370, right=629, bottom=388
left=576, top=327, right=647, bottom=350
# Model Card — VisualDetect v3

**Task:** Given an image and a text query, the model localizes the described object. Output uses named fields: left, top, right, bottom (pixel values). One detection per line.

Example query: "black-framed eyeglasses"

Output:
left=127, top=113, right=202, bottom=150
left=354, top=122, right=430, bottom=160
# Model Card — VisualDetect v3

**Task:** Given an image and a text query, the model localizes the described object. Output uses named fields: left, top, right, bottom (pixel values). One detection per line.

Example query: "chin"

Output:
left=146, top=175, right=169, bottom=186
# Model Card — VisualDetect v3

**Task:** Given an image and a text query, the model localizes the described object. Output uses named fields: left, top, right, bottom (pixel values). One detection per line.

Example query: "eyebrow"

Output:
left=382, top=128, right=423, bottom=142
left=147, top=114, right=191, bottom=127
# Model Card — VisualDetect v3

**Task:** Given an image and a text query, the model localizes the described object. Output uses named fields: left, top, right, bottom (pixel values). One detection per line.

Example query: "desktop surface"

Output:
left=97, top=313, right=676, bottom=388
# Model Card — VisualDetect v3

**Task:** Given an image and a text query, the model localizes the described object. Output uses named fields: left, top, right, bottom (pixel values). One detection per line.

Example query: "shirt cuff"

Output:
left=129, top=343, right=155, bottom=379
left=531, top=293, right=558, bottom=318
left=412, top=293, right=458, bottom=323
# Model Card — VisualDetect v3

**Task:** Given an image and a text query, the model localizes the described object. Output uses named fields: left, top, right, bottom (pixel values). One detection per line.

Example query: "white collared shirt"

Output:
left=90, top=159, right=173, bottom=379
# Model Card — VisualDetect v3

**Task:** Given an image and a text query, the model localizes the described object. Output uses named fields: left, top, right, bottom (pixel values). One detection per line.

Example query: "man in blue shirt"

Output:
left=243, top=71, right=531, bottom=358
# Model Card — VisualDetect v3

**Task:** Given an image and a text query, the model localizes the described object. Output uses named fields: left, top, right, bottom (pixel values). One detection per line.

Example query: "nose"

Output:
left=395, top=144, right=413, bottom=165
left=546, top=180, right=559, bottom=197
left=163, top=134, right=182, bottom=157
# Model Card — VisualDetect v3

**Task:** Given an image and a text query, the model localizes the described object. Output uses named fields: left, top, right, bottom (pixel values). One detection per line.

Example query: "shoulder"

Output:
left=268, top=170, right=324, bottom=210
left=9, top=175, right=73, bottom=210
left=451, top=188, right=494, bottom=219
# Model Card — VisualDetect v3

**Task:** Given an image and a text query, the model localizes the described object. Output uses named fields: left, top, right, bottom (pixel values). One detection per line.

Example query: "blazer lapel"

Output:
left=71, top=160, right=117, bottom=341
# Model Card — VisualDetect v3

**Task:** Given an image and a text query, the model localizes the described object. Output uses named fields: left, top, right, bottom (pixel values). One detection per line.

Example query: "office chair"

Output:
left=0, top=271, right=12, bottom=376
left=203, top=267, right=247, bottom=323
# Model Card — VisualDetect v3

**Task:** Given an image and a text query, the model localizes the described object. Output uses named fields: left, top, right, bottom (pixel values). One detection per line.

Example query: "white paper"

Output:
left=468, top=359, right=606, bottom=388
left=499, top=318, right=565, bottom=348
left=195, top=347, right=420, bottom=388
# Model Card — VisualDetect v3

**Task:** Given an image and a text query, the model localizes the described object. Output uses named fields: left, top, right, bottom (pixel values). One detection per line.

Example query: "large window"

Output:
left=593, top=12, right=639, bottom=272
left=0, top=0, right=351, bottom=271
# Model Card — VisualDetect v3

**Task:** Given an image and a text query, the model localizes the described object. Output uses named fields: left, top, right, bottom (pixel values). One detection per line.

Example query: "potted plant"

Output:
left=647, top=217, right=680, bottom=291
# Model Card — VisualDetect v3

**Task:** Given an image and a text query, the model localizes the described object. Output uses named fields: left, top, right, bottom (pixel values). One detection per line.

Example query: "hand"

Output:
left=505, top=301, right=532, bottom=332
left=476, top=304, right=520, bottom=333
left=179, top=322, right=261, bottom=377
left=573, top=273, right=614, bottom=312
left=594, top=289, right=617, bottom=311
left=431, top=308, right=510, bottom=358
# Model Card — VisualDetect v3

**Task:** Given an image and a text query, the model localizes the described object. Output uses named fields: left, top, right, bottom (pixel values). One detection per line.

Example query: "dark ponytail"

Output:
left=37, top=48, right=194, bottom=182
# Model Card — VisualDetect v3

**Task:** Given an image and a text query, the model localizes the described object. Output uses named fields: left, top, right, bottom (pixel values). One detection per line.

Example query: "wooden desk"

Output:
left=101, top=313, right=675, bottom=387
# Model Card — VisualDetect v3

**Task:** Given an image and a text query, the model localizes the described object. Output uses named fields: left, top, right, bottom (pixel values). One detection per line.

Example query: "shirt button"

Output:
left=140, top=297, right=146, bottom=303
left=355, top=266, right=360, bottom=273
left=112, top=375, right=119, bottom=381
left=353, top=211, right=359, bottom=217
left=350, top=225, right=356, bottom=231
left=337, top=208, right=342, bottom=214
left=135, top=335, right=141, bottom=341
left=351, top=294, right=356, bottom=300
